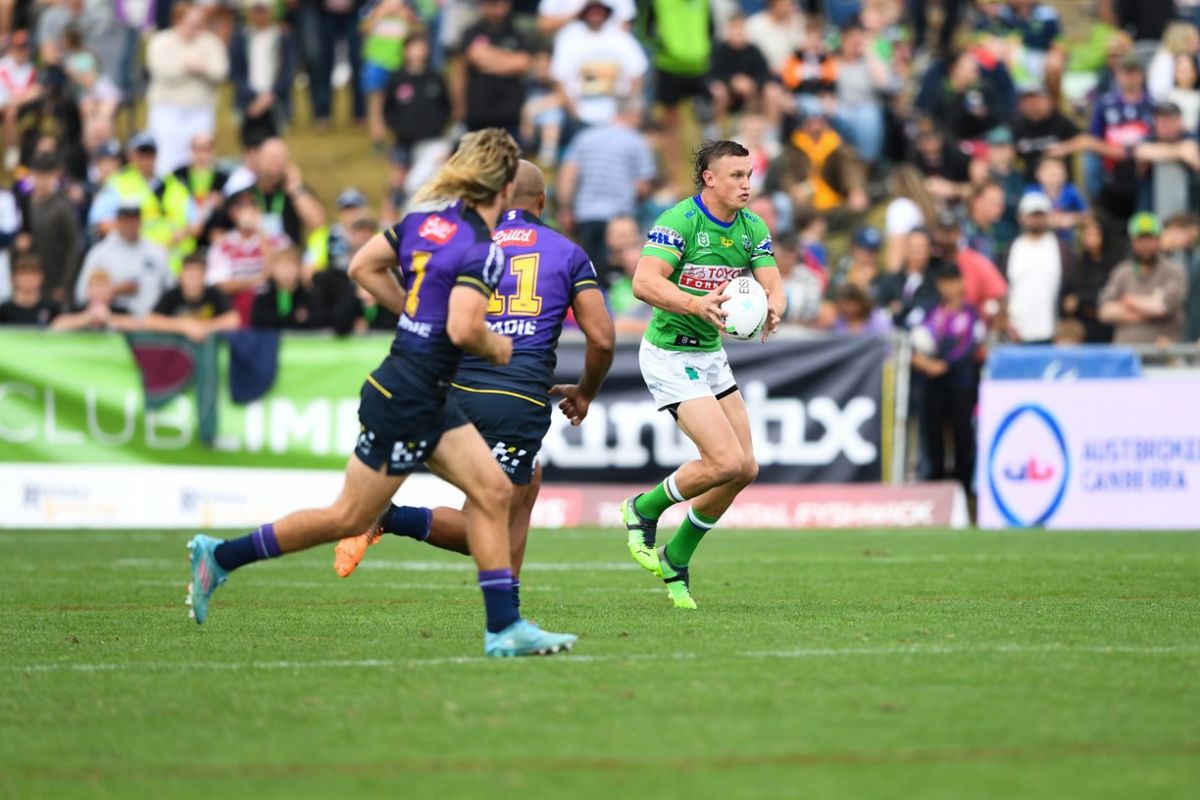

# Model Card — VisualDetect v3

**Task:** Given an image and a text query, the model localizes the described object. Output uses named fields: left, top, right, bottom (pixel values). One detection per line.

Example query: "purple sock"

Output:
left=381, top=505, right=432, bottom=541
left=213, top=523, right=281, bottom=572
left=478, top=568, right=519, bottom=633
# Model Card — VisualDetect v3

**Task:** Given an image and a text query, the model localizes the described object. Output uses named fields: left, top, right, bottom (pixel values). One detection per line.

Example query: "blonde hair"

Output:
left=889, top=165, right=937, bottom=227
left=411, top=129, right=520, bottom=208
left=1162, top=22, right=1199, bottom=57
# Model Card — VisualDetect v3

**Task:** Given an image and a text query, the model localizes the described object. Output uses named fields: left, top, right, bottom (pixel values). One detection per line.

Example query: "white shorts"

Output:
left=639, top=340, right=738, bottom=411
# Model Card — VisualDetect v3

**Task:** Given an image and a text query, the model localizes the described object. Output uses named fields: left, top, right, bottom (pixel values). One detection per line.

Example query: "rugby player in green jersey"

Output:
left=622, top=140, right=784, bottom=609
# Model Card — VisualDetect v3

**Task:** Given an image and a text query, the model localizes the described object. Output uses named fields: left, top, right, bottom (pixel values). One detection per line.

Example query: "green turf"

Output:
left=1, top=527, right=1197, bottom=799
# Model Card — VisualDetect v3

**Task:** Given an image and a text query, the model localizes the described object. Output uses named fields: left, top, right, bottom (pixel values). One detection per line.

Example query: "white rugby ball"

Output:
left=723, top=275, right=769, bottom=341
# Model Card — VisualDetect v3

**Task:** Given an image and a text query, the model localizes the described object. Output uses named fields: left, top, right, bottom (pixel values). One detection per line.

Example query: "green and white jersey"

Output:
left=641, top=195, right=776, bottom=352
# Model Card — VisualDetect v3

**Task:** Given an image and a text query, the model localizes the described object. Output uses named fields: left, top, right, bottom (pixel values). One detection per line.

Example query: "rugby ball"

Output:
left=724, top=275, right=769, bottom=340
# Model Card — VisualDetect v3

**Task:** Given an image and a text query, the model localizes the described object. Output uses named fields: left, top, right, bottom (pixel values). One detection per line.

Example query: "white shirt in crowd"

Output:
left=744, top=6, right=807, bottom=74
left=74, top=234, right=173, bottom=318
left=550, top=21, right=648, bottom=127
left=0, top=55, right=36, bottom=108
left=1005, top=232, right=1062, bottom=343
left=885, top=197, right=924, bottom=237
left=247, top=27, right=281, bottom=97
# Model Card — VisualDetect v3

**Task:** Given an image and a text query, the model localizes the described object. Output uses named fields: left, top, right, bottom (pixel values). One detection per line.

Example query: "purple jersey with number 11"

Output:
left=455, top=208, right=600, bottom=396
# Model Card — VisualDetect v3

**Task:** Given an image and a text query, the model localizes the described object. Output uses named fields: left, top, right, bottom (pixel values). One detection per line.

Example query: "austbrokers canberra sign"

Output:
left=977, top=379, right=1200, bottom=529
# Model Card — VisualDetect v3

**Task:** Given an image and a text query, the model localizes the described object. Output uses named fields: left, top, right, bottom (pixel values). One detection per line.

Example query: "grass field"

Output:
left=2, top=527, right=1198, bottom=799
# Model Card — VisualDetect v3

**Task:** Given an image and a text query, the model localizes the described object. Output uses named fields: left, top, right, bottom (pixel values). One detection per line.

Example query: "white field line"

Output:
left=3, top=576, right=663, bottom=594
left=5, top=643, right=1198, bottom=675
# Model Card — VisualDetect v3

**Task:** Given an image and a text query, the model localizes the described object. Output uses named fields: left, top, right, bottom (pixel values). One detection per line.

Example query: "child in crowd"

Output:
left=361, top=0, right=413, bottom=151
left=1030, top=156, right=1086, bottom=241
left=0, top=254, right=58, bottom=326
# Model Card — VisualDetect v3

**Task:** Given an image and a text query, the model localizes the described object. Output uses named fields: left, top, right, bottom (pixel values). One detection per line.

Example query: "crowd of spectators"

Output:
left=0, top=0, right=1196, bottom=363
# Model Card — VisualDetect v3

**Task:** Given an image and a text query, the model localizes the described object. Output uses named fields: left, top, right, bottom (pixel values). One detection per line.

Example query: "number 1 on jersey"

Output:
left=405, top=250, right=432, bottom=317
left=487, top=253, right=543, bottom=316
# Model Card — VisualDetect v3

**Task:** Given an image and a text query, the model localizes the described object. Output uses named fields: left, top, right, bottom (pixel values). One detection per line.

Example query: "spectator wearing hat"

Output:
left=143, top=252, right=240, bottom=342
left=382, top=34, right=450, bottom=222
left=931, top=210, right=1008, bottom=323
left=24, top=151, right=81, bottom=307
left=556, top=97, right=656, bottom=267
left=455, top=0, right=533, bottom=139
left=89, top=132, right=196, bottom=273
left=972, top=126, right=1023, bottom=242
left=1134, top=101, right=1200, bottom=221
left=0, top=30, right=39, bottom=171
left=319, top=214, right=380, bottom=334
left=550, top=0, right=648, bottom=128
left=820, top=225, right=882, bottom=324
left=213, top=137, right=325, bottom=252
left=1012, top=81, right=1082, bottom=182
left=910, top=263, right=984, bottom=496
left=74, top=199, right=172, bottom=319
left=1005, top=191, right=1077, bottom=344
left=1082, top=53, right=1155, bottom=223
left=320, top=188, right=371, bottom=274
left=229, top=0, right=298, bottom=146
left=146, top=2, right=229, bottom=176
left=537, top=0, right=636, bottom=44
left=0, top=254, right=58, bottom=326
left=1100, top=212, right=1190, bottom=344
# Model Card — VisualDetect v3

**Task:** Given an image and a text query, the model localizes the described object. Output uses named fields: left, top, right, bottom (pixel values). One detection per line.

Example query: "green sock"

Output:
left=634, top=471, right=686, bottom=521
left=665, top=507, right=719, bottom=567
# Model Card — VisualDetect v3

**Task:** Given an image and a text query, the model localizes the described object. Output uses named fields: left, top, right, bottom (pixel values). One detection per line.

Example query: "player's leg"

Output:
left=425, top=425, right=574, bottom=655
left=187, top=456, right=404, bottom=623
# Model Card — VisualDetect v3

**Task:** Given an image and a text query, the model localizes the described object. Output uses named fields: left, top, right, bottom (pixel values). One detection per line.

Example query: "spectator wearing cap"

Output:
left=24, top=151, right=82, bottom=307
left=89, top=133, right=196, bottom=273
left=1100, top=212, right=1190, bottom=344
left=0, top=30, right=40, bottom=171
left=556, top=97, right=656, bottom=267
left=909, top=263, right=984, bottom=496
left=214, top=137, right=325, bottom=251
left=0, top=254, right=59, bottom=326
left=873, top=226, right=940, bottom=329
left=230, top=0, right=298, bottom=146
left=1005, top=191, right=1077, bottom=344
left=550, top=0, right=648, bottom=128
left=931, top=210, right=1008, bottom=323
left=74, top=199, right=172, bottom=319
left=313, top=187, right=371, bottom=276
left=143, top=252, right=240, bottom=342
left=1082, top=53, right=1155, bottom=223
left=1134, top=101, right=1200, bottom=221
left=320, top=214, right=381, bottom=335
left=972, top=126, right=1023, bottom=243
left=768, top=110, right=868, bottom=218
left=1012, top=81, right=1082, bottom=182
left=537, top=0, right=636, bottom=45
left=146, top=2, right=229, bottom=176
left=206, top=187, right=291, bottom=327
left=821, top=225, right=882, bottom=321
left=382, top=34, right=450, bottom=223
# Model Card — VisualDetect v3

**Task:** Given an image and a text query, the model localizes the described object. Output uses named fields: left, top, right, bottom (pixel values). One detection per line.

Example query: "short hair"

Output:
left=12, top=253, right=42, bottom=273
left=1165, top=211, right=1200, bottom=230
left=1055, top=318, right=1086, bottom=344
left=692, top=140, right=750, bottom=190
left=834, top=282, right=871, bottom=308
left=181, top=251, right=206, bottom=269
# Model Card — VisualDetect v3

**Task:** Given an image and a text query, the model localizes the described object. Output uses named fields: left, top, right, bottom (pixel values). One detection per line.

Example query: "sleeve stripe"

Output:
left=573, top=279, right=599, bottom=288
left=383, top=228, right=399, bottom=249
left=644, top=243, right=682, bottom=255
left=455, top=275, right=493, bottom=296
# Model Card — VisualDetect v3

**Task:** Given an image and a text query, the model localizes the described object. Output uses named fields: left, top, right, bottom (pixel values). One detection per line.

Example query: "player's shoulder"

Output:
left=403, top=201, right=489, bottom=249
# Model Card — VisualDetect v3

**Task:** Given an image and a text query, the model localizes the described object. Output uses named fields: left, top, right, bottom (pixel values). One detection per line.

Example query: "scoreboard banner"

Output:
left=978, top=379, right=1200, bottom=529
left=0, top=331, right=886, bottom=484
left=544, top=336, right=887, bottom=484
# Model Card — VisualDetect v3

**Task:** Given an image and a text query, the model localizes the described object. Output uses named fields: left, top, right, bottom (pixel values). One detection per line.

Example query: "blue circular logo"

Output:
left=987, top=404, right=1070, bottom=527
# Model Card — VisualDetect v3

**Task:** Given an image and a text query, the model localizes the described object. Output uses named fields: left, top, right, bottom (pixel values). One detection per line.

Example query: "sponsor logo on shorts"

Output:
left=418, top=215, right=458, bottom=244
left=679, top=263, right=745, bottom=292
left=647, top=225, right=684, bottom=250
left=491, top=441, right=528, bottom=474
left=493, top=227, right=538, bottom=248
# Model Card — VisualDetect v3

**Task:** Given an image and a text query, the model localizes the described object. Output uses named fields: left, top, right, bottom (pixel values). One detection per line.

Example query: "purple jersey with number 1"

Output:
left=381, top=200, right=505, bottom=387
left=455, top=208, right=600, bottom=397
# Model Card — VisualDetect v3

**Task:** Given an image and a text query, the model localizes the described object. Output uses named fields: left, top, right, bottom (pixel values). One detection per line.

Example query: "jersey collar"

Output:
left=501, top=208, right=543, bottom=226
left=693, top=194, right=736, bottom=229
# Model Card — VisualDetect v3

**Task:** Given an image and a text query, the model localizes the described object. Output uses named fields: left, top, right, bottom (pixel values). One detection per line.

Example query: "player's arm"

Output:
left=632, top=254, right=728, bottom=327
left=348, top=232, right=407, bottom=315
left=552, top=288, right=615, bottom=426
left=446, top=285, right=512, bottom=365
left=751, top=265, right=785, bottom=342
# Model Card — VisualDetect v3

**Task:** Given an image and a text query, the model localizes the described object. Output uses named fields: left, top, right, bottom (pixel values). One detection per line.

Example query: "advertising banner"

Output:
left=977, top=379, right=1200, bottom=529
left=0, top=332, right=887, bottom=484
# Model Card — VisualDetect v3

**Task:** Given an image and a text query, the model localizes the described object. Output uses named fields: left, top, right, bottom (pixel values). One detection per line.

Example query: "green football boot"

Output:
left=657, top=546, right=697, bottom=610
left=621, top=494, right=661, bottom=575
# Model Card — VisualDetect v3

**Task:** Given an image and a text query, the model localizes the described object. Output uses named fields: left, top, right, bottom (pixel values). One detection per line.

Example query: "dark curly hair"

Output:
left=692, top=140, right=750, bottom=190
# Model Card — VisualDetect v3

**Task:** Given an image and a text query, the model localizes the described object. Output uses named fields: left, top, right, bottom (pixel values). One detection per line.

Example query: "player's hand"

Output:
left=690, top=282, right=730, bottom=329
left=550, top=384, right=592, bottom=426
left=761, top=305, right=782, bottom=342
left=487, top=333, right=513, bottom=366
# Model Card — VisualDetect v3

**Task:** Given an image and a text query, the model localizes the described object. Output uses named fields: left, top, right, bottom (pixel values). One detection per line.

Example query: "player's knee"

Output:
left=472, top=473, right=513, bottom=515
left=738, top=457, right=760, bottom=486
left=707, top=453, right=745, bottom=485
